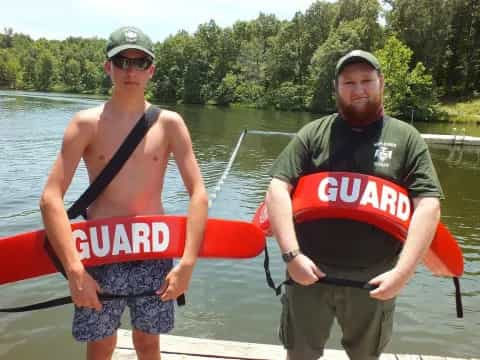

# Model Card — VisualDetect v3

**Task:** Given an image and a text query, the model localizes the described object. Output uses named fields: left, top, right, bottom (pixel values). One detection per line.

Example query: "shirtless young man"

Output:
left=39, top=26, right=208, bottom=360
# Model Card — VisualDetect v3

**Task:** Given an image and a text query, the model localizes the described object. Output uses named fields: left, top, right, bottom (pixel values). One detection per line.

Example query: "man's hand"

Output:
left=157, top=262, right=194, bottom=301
left=287, top=254, right=326, bottom=286
left=68, top=268, right=102, bottom=311
left=368, top=267, right=413, bottom=300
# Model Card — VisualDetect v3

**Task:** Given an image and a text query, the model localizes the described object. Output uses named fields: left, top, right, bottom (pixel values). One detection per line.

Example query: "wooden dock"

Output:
left=113, top=329, right=477, bottom=360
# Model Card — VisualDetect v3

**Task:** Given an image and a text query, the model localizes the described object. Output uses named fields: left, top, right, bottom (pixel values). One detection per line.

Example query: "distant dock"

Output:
left=422, top=133, right=480, bottom=146
left=248, top=130, right=480, bottom=147
left=113, top=329, right=478, bottom=360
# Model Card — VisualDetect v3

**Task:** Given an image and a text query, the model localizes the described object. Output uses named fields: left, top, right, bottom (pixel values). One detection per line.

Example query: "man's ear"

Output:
left=379, top=73, right=385, bottom=90
left=104, top=60, right=112, bottom=76
left=148, top=64, right=155, bottom=79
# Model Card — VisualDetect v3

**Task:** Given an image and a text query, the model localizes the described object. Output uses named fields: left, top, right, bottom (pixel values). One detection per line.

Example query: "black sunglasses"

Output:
left=111, top=55, right=153, bottom=71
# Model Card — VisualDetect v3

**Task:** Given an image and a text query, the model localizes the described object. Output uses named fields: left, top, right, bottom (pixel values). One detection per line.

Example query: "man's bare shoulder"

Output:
left=68, top=105, right=104, bottom=132
left=62, top=105, right=104, bottom=142
left=73, top=105, right=104, bottom=124
left=158, top=109, right=184, bottom=126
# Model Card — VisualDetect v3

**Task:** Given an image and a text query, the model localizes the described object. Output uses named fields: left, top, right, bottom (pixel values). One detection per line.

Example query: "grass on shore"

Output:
left=439, top=97, right=480, bottom=123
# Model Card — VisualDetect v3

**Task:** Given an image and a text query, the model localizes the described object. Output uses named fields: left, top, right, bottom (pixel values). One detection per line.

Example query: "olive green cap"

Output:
left=106, top=26, right=155, bottom=59
left=335, top=50, right=381, bottom=77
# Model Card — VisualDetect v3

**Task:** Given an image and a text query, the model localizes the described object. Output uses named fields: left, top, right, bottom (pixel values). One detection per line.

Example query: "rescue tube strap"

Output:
left=0, top=291, right=159, bottom=313
left=264, top=246, right=463, bottom=318
left=454, top=277, right=463, bottom=318
left=263, top=244, right=378, bottom=296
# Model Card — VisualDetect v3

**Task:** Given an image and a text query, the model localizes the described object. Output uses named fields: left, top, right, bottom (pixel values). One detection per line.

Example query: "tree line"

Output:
left=1, top=0, right=479, bottom=120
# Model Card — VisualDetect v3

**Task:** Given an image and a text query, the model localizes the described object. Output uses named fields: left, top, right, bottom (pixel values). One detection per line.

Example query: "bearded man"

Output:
left=265, top=50, right=443, bottom=360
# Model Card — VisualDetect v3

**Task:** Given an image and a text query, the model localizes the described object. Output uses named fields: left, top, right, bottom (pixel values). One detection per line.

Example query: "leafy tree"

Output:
left=82, top=60, right=101, bottom=92
left=183, top=57, right=205, bottom=104
left=385, top=0, right=453, bottom=93
left=443, top=0, right=480, bottom=96
left=376, top=36, right=437, bottom=120
left=235, top=81, right=264, bottom=106
left=334, top=0, right=383, bottom=49
left=215, top=72, right=238, bottom=105
left=308, top=19, right=367, bottom=113
left=152, top=31, right=192, bottom=102
left=0, top=49, right=21, bottom=87
left=34, top=50, right=56, bottom=90
left=272, top=81, right=307, bottom=110
left=64, top=58, right=82, bottom=91
left=1, top=28, right=14, bottom=48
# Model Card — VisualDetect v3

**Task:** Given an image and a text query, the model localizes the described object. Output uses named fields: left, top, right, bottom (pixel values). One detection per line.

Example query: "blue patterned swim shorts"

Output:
left=72, top=259, right=174, bottom=342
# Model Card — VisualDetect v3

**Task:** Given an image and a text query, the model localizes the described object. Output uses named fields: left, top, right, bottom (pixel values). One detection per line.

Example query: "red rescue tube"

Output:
left=0, top=215, right=266, bottom=285
left=252, top=172, right=464, bottom=277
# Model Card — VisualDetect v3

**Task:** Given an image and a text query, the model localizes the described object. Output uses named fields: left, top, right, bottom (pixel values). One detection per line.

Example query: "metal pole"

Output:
left=207, top=129, right=296, bottom=208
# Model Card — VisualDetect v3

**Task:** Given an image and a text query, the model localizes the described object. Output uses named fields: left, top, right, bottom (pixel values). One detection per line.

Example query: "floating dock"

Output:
left=113, top=329, right=478, bottom=360
left=422, top=133, right=480, bottom=146
left=248, top=130, right=480, bottom=147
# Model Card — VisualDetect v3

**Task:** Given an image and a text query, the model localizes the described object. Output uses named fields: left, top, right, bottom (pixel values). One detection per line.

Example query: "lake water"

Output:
left=0, top=90, right=478, bottom=359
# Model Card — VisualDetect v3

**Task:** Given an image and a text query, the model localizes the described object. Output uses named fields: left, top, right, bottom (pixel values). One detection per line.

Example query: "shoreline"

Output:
left=2, top=88, right=480, bottom=125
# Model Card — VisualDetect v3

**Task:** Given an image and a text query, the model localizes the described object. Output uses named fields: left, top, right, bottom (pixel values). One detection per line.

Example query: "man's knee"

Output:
left=132, top=329, right=160, bottom=356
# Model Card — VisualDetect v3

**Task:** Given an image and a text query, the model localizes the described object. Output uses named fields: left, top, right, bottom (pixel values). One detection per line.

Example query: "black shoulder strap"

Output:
left=67, top=105, right=161, bottom=219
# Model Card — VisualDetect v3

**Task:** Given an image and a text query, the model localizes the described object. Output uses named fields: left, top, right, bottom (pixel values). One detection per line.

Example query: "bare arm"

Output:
left=265, top=178, right=324, bottom=285
left=158, top=112, right=208, bottom=301
left=265, top=178, right=297, bottom=252
left=39, top=114, right=101, bottom=310
left=369, top=196, right=441, bottom=300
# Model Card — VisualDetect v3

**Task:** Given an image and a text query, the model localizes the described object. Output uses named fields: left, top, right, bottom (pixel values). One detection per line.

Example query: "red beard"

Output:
left=336, top=92, right=384, bottom=127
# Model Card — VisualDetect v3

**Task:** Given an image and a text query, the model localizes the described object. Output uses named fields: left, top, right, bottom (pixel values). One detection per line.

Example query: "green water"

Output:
left=0, top=90, right=478, bottom=359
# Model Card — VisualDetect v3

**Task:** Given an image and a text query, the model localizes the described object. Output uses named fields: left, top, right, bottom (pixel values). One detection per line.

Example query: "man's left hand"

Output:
left=368, top=268, right=413, bottom=300
left=156, top=263, right=194, bottom=301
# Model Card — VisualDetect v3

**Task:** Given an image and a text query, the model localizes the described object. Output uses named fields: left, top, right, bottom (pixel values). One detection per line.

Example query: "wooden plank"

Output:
left=379, top=353, right=398, bottom=360
left=115, top=349, right=239, bottom=360
left=396, top=355, right=422, bottom=360
left=116, top=329, right=286, bottom=359
left=114, top=330, right=478, bottom=360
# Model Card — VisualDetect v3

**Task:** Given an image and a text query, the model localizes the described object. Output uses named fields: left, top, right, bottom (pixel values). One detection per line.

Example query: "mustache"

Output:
left=336, top=93, right=383, bottom=127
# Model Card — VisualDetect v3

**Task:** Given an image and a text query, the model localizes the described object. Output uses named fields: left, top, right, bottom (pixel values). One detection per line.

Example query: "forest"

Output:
left=1, top=0, right=479, bottom=120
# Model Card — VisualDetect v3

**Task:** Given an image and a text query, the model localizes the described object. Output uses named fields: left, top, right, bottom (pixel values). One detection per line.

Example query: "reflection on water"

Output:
left=0, top=91, right=478, bottom=359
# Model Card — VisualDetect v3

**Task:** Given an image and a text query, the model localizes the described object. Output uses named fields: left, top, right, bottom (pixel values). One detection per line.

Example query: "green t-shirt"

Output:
left=270, top=115, right=443, bottom=273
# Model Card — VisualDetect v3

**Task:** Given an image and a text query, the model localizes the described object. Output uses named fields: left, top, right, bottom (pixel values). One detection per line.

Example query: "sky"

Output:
left=1, top=0, right=318, bottom=42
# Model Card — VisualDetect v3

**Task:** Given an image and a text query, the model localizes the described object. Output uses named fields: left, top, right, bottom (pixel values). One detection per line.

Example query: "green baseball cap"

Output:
left=335, top=50, right=381, bottom=77
left=106, top=26, right=155, bottom=59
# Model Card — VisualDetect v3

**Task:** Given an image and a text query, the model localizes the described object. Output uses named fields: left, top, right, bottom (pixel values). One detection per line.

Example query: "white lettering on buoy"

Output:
left=339, top=177, right=361, bottom=203
left=380, top=185, right=397, bottom=216
left=359, top=180, right=380, bottom=208
left=318, top=177, right=338, bottom=201
left=152, top=222, right=170, bottom=252
left=397, top=192, right=411, bottom=221
left=132, top=223, right=151, bottom=253
left=72, top=221, right=172, bottom=260
left=74, top=229, right=89, bottom=260
left=315, top=175, right=412, bottom=222
left=112, top=224, right=132, bottom=255
left=90, top=225, right=110, bottom=257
